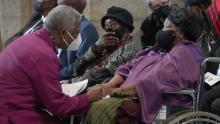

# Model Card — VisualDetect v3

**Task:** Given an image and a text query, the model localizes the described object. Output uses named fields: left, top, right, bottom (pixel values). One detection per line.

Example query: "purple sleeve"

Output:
left=115, top=59, right=138, bottom=78
left=32, top=54, right=89, bottom=116
left=115, top=50, right=147, bottom=78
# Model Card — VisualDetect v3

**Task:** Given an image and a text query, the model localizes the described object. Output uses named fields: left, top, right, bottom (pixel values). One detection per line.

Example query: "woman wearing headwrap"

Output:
left=82, top=7, right=204, bottom=124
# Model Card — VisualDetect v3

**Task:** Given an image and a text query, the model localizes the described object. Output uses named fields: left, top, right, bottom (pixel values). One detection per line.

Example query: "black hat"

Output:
left=101, top=6, right=134, bottom=32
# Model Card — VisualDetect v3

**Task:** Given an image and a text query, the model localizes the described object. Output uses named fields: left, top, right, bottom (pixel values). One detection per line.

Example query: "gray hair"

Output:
left=43, top=5, right=80, bottom=33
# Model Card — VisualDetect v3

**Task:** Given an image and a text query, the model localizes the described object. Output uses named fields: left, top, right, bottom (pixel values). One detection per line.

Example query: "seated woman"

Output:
left=82, top=7, right=204, bottom=124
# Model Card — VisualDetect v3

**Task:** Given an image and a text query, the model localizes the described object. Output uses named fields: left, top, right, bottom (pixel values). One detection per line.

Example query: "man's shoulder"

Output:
left=141, top=13, right=159, bottom=27
left=19, top=32, right=54, bottom=55
left=144, top=13, right=158, bottom=21
left=3, top=35, right=51, bottom=63
left=80, top=18, right=97, bottom=31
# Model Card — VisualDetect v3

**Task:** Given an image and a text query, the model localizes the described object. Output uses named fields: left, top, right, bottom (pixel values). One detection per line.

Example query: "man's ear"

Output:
left=60, top=29, right=66, bottom=39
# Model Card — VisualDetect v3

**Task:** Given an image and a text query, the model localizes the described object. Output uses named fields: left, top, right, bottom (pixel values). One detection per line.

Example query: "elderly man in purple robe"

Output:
left=0, top=5, right=102, bottom=124
left=82, top=7, right=204, bottom=124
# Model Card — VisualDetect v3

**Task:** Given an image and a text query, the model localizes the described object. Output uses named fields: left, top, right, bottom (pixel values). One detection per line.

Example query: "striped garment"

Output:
left=81, top=96, right=137, bottom=124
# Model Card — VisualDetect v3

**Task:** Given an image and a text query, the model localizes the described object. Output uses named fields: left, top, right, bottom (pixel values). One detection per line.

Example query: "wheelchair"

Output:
left=163, top=57, right=220, bottom=124
left=68, top=57, right=220, bottom=124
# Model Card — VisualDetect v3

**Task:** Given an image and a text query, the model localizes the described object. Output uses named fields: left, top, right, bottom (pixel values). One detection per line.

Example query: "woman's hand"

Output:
left=87, top=74, right=125, bottom=98
left=110, top=85, right=137, bottom=96
left=87, top=84, right=112, bottom=97
left=110, top=88, right=122, bottom=95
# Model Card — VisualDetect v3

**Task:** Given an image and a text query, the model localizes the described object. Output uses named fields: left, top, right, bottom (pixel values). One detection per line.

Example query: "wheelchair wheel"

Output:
left=164, top=110, right=192, bottom=123
left=166, top=111, right=220, bottom=124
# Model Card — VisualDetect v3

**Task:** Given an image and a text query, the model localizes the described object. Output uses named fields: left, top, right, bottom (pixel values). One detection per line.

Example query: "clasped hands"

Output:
left=88, top=84, right=122, bottom=98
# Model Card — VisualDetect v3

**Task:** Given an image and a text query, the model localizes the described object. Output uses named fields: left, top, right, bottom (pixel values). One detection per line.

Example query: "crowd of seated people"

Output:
left=1, top=0, right=220, bottom=124
left=81, top=6, right=204, bottom=124
left=5, top=0, right=58, bottom=46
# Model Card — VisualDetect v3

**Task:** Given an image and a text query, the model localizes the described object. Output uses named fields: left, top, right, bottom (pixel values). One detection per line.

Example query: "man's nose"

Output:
left=104, top=28, right=113, bottom=32
left=57, top=0, right=62, bottom=5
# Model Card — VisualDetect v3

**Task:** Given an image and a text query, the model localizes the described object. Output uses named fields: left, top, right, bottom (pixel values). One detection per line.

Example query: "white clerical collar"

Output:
left=42, top=16, right=46, bottom=23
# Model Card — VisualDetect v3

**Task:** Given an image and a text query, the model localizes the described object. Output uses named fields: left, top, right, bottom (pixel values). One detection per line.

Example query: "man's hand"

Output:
left=87, top=84, right=111, bottom=98
left=99, top=84, right=111, bottom=97
left=95, top=32, right=120, bottom=52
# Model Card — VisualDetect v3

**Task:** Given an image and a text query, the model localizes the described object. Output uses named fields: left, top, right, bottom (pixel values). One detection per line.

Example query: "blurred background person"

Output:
left=200, top=0, right=220, bottom=116
left=182, top=0, right=212, bottom=56
left=5, top=0, right=58, bottom=46
left=140, top=0, right=172, bottom=49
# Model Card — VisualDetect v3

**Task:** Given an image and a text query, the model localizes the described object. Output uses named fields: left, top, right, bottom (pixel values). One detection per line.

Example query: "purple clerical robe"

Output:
left=0, top=28, right=89, bottom=124
left=116, top=41, right=204, bottom=124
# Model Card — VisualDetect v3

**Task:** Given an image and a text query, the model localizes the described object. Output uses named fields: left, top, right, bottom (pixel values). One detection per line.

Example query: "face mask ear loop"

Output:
left=65, top=31, right=75, bottom=41
left=175, top=27, right=183, bottom=39
left=62, top=36, right=70, bottom=47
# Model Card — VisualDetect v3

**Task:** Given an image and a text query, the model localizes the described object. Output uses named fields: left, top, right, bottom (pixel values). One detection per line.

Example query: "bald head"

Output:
left=57, top=0, right=86, bottom=14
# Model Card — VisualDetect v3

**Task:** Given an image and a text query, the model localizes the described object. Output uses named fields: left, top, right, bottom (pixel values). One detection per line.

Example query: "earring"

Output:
left=180, top=35, right=183, bottom=38
left=50, top=35, right=55, bottom=41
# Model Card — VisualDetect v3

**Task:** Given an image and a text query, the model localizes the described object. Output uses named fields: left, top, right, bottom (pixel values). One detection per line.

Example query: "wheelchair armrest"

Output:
left=166, top=89, right=196, bottom=96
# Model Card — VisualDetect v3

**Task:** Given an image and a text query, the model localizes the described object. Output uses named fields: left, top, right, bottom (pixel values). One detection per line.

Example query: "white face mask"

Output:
left=68, top=34, right=82, bottom=51
left=63, top=31, right=82, bottom=51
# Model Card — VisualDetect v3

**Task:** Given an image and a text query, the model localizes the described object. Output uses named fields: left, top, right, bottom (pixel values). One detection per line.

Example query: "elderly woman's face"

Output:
left=156, top=18, right=181, bottom=50
left=163, top=18, right=183, bottom=39
left=162, top=18, right=176, bottom=31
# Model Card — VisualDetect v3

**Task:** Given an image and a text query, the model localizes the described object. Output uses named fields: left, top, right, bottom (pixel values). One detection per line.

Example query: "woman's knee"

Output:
left=200, top=91, right=214, bottom=108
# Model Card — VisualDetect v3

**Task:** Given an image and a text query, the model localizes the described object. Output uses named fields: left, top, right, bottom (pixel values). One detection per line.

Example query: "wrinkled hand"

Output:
left=110, top=88, right=122, bottom=95
left=87, top=84, right=111, bottom=98
left=86, top=86, right=103, bottom=102
left=96, top=32, right=120, bottom=52
left=99, top=84, right=111, bottom=97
